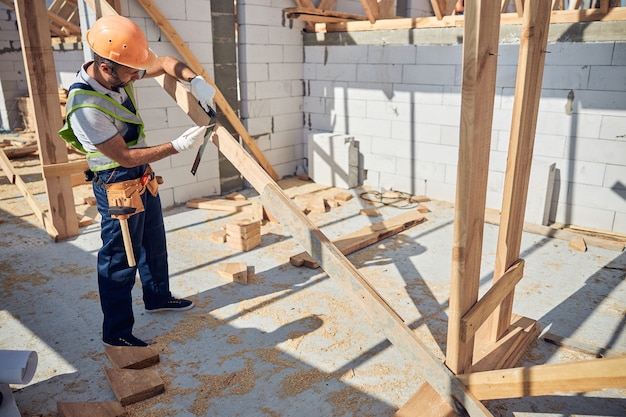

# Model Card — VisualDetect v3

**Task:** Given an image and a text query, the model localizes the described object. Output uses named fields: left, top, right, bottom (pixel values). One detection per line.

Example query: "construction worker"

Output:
left=59, top=15, right=216, bottom=347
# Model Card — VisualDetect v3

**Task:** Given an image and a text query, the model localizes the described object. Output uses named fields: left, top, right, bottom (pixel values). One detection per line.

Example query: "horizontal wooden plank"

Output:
left=42, top=159, right=88, bottom=178
left=459, top=356, right=626, bottom=400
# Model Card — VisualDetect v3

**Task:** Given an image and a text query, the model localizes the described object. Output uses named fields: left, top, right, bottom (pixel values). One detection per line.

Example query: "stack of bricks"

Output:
left=226, top=219, right=261, bottom=251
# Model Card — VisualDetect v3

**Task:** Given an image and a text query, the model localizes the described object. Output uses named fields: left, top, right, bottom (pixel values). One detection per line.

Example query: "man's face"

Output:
left=104, top=64, right=144, bottom=89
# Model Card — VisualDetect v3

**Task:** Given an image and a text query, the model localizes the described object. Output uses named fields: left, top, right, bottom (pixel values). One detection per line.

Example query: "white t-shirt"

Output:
left=68, top=62, right=134, bottom=153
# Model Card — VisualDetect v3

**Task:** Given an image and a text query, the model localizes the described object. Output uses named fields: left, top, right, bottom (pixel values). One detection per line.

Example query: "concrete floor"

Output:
left=1, top=159, right=625, bottom=417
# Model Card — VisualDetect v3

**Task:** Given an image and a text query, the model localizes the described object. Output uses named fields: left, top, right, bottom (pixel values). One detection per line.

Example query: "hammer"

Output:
left=109, top=206, right=137, bottom=267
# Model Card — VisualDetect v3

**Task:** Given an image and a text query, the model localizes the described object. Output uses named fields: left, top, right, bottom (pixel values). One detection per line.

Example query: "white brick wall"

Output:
left=237, top=0, right=307, bottom=179
left=0, top=4, right=26, bottom=131
left=303, top=34, right=626, bottom=234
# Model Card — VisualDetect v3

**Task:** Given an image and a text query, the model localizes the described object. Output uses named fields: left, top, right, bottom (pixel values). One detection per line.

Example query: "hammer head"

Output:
left=108, top=206, right=137, bottom=216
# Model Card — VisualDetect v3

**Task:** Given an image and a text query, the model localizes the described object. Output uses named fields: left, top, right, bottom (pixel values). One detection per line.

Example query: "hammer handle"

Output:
left=119, top=218, right=136, bottom=267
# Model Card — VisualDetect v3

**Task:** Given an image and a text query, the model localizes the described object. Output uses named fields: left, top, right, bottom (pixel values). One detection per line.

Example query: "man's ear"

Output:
left=99, top=63, right=113, bottom=76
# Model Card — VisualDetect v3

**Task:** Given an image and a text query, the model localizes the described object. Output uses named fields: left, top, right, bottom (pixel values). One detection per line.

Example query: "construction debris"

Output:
left=569, top=236, right=588, bottom=252
left=217, top=262, right=253, bottom=285
left=290, top=209, right=427, bottom=269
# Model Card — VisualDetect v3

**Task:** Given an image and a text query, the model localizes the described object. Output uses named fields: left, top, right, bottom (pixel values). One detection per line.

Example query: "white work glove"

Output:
left=190, top=76, right=216, bottom=113
left=171, top=125, right=208, bottom=152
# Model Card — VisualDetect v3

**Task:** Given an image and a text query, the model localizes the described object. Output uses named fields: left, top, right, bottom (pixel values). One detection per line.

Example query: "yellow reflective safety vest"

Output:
left=58, top=81, right=147, bottom=172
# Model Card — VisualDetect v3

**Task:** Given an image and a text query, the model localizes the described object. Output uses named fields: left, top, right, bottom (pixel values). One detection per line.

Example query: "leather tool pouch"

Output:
left=105, top=179, right=146, bottom=220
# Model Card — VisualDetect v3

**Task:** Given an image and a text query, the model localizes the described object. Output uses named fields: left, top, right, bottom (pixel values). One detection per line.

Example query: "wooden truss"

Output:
left=0, top=0, right=83, bottom=40
left=8, top=0, right=626, bottom=415
left=284, top=0, right=626, bottom=32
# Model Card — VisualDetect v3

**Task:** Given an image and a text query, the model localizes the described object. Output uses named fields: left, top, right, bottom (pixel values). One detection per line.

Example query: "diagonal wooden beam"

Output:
left=360, top=0, right=379, bottom=23
left=0, top=149, right=60, bottom=239
left=47, top=10, right=81, bottom=36
left=486, top=0, right=551, bottom=342
left=430, top=0, right=455, bottom=20
left=459, top=356, right=626, bottom=400
left=154, top=72, right=493, bottom=417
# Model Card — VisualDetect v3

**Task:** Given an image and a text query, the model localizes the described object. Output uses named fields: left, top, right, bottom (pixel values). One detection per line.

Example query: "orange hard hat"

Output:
left=86, top=15, right=157, bottom=70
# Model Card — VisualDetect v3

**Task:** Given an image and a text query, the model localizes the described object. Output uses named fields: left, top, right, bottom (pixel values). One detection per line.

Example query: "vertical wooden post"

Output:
left=445, top=0, right=501, bottom=376
left=487, top=0, right=551, bottom=342
left=14, top=0, right=78, bottom=241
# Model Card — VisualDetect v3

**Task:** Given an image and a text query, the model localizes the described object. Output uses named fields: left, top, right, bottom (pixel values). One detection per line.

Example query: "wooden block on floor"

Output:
left=58, top=401, right=125, bottom=417
left=186, top=198, right=250, bottom=212
left=218, top=262, right=248, bottom=284
left=250, top=200, right=264, bottom=222
left=289, top=252, right=319, bottom=269
left=83, top=196, right=97, bottom=206
left=417, top=204, right=431, bottom=213
left=394, top=382, right=458, bottom=417
left=105, top=345, right=160, bottom=369
left=225, top=192, right=247, bottom=201
left=263, top=205, right=278, bottom=223
left=569, top=236, right=587, bottom=252
left=77, top=213, right=94, bottom=228
left=326, top=199, right=340, bottom=208
left=209, top=229, right=228, bottom=244
left=227, top=233, right=261, bottom=251
left=226, top=219, right=261, bottom=239
left=247, top=265, right=255, bottom=282
left=333, top=190, right=353, bottom=202
left=306, top=195, right=328, bottom=213
left=104, top=367, right=164, bottom=406
left=409, top=194, right=430, bottom=203
left=359, top=208, right=379, bottom=217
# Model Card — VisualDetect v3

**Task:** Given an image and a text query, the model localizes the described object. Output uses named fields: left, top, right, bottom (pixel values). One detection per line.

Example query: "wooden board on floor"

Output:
left=105, top=345, right=160, bottom=369
left=394, top=382, right=459, bottom=417
left=104, top=367, right=164, bottom=406
left=186, top=197, right=250, bottom=212
left=57, top=401, right=125, bottom=417
left=291, top=209, right=426, bottom=269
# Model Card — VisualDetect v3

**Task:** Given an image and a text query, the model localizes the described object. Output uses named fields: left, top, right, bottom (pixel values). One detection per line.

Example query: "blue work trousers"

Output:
left=92, top=165, right=172, bottom=341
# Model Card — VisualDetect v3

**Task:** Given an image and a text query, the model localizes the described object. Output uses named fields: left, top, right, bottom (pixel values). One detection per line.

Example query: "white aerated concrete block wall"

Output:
left=303, top=35, right=626, bottom=234
left=237, top=0, right=306, bottom=179
left=119, top=0, right=219, bottom=208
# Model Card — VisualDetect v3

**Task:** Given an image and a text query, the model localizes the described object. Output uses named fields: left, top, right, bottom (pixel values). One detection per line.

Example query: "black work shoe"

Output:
left=102, top=334, right=148, bottom=347
left=145, top=297, right=194, bottom=313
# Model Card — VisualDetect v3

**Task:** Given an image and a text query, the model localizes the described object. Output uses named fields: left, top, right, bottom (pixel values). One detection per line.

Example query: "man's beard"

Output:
left=109, top=72, right=129, bottom=89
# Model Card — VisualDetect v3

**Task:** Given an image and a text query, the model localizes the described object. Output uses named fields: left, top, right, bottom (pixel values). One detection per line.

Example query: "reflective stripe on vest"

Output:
left=58, top=82, right=147, bottom=172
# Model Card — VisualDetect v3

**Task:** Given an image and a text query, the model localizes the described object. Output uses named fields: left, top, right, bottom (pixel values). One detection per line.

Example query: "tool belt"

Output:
left=105, top=166, right=159, bottom=220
